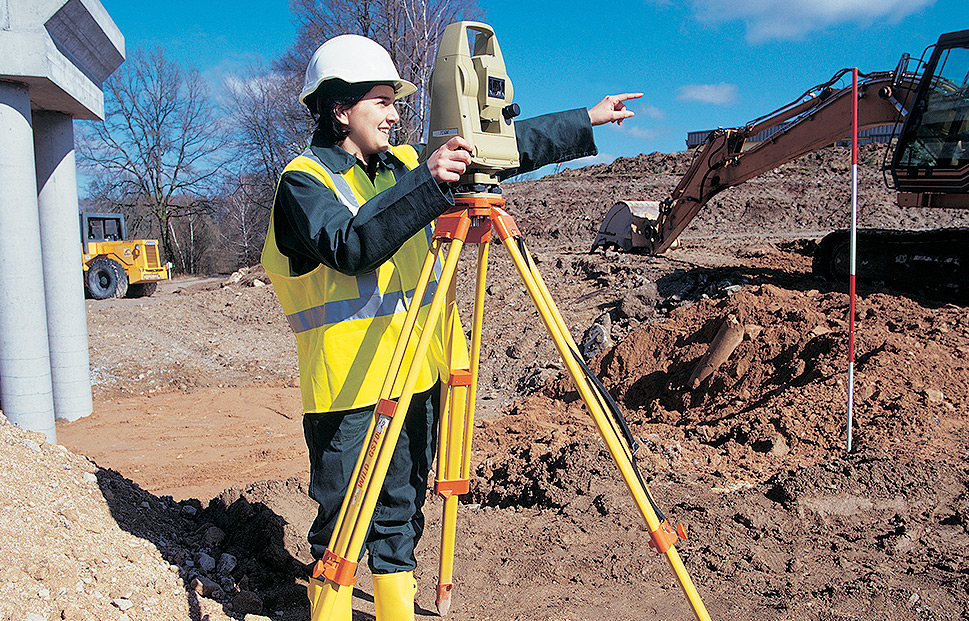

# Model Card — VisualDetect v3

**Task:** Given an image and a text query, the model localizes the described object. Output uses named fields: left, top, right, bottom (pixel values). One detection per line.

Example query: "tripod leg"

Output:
left=435, top=260, right=465, bottom=616
left=435, top=242, right=489, bottom=615
left=498, top=234, right=711, bottom=621
left=311, top=237, right=468, bottom=615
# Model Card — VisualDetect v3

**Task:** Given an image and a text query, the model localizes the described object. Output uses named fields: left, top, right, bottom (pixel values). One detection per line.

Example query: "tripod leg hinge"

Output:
left=312, top=549, right=358, bottom=586
left=448, top=369, right=473, bottom=387
left=648, top=521, right=688, bottom=555
left=434, top=209, right=472, bottom=241
left=375, top=398, right=398, bottom=418
left=434, top=478, right=470, bottom=498
left=490, top=205, right=520, bottom=241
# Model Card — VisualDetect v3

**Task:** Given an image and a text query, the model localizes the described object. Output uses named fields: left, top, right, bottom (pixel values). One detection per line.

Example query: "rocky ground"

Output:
left=5, top=145, right=969, bottom=620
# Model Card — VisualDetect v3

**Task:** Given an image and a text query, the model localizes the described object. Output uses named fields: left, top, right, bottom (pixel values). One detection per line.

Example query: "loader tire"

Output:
left=126, top=282, right=157, bottom=298
left=86, top=258, right=124, bottom=300
left=112, top=262, right=129, bottom=299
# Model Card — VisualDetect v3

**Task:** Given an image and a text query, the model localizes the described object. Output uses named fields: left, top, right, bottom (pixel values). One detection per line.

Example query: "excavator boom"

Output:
left=648, top=71, right=919, bottom=254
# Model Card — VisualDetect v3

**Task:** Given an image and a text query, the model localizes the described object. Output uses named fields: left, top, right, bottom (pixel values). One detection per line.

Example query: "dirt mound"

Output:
left=454, top=445, right=969, bottom=619
left=460, top=278, right=969, bottom=617
left=503, top=144, right=969, bottom=250
left=474, top=284, right=969, bottom=490
left=0, top=417, right=240, bottom=620
left=2, top=409, right=324, bottom=619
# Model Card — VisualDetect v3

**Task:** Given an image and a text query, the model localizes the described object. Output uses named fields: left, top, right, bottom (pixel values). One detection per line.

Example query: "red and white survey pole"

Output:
left=847, top=68, right=859, bottom=452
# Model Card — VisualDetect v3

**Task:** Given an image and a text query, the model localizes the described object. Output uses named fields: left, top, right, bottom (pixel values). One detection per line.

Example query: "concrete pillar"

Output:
left=0, top=80, right=56, bottom=443
left=34, top=110, right=92, bottom=423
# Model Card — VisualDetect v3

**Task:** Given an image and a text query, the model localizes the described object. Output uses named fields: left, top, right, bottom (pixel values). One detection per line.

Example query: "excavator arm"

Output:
left=647, top=70, right=920, bottom=253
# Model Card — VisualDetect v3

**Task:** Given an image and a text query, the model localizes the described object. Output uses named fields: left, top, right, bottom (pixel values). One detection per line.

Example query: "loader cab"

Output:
left=892, top=29, right=969, bottom=193
left=80, top=213, right=127, bottom=253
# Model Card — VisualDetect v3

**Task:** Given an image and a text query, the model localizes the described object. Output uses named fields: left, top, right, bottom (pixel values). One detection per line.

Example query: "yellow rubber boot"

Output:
left=307, top=576, right=353, bottom=621
left=372, top=571, right=417, bottom=621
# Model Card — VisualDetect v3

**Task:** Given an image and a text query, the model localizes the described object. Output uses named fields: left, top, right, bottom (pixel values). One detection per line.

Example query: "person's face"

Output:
left=337, top=84, right=399, bottom=161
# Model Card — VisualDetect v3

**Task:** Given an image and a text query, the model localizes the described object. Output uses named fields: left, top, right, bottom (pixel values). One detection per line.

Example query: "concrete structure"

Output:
left=0, top=0, right=124, bottom=442
left=35, top=110, right=94, bottom=425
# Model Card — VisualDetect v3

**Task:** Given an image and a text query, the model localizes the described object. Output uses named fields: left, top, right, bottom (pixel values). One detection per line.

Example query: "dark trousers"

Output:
left=303, top=382, right=439, bottom=574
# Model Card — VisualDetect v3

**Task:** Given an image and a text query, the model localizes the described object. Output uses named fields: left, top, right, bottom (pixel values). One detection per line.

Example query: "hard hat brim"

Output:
left=300, top=78, right=418, bottom=106
left=394, top=79, right=417, bottom=99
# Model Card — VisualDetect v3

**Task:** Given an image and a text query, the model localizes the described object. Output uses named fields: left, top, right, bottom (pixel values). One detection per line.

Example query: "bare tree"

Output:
left=168, top=205, right=219, bottom=274
left=218, top=67, right=310, bottom=268
left=225, top=66, right=310, bottom=206
left=217, top=175, right=272, bottom=268
left=281, top=0, right=483, bottom=143
left=79, top=47, right=229, bottom=268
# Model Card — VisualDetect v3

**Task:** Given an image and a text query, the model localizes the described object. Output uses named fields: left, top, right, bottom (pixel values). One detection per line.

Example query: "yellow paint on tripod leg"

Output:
left=664, top=547, right=711, bottom=621
left=463, top=243, right=489, bottom=478
left=307, top=578, right=341, bottom=621
left=343, top=238, right=468, bottom=556
left=326, top=243, right=443, bottom=560
left=437, top=494, right=459, bottom=615
left=377, top=240, right=444, bottom=397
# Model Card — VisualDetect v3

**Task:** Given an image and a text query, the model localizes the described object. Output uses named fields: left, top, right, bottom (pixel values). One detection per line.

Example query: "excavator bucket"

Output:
left=592, top=200, right=659, bottom=252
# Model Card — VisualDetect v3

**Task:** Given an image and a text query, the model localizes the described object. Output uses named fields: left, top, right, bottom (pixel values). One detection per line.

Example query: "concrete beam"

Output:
left=0, top=0, right=124, bottom=120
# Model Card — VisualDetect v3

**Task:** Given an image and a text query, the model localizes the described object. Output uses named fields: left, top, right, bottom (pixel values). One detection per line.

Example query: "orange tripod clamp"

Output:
left=648, top=520, right=688, bottom=555
left=312, top=549, right=358, bottom=586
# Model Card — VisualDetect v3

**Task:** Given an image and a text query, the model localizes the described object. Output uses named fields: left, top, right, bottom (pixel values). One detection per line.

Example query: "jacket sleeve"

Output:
left=273, top=162, right=453, bottom=276
left=499, top=107, right=598, bottom=180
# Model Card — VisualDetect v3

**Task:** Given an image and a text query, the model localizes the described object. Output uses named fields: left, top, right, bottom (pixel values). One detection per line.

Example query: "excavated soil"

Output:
left=5, top=145, right=969, bottom=620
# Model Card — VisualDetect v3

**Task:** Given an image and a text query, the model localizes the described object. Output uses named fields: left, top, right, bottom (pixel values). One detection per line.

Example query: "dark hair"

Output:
left=306, top=80, right=385, bottom=144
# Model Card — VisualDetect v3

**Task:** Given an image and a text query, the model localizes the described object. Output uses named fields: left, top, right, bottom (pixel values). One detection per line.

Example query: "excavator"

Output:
left=593, top=29, right=969, bottom=302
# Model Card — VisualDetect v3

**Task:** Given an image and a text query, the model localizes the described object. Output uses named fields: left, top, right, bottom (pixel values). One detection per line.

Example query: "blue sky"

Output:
left=98, top=0, right=965, bottom=165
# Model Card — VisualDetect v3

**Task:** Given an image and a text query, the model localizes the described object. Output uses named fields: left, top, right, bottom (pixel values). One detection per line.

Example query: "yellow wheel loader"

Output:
left=81, top=213, right=169, bottom=300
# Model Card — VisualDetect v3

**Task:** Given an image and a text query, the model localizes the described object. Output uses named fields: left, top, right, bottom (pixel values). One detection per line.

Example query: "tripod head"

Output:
left=423, top=22, right=521, bottom=192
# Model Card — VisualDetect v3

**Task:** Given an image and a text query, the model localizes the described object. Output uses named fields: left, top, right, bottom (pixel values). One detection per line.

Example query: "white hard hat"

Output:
left=300, top=34, right=417, bottom=105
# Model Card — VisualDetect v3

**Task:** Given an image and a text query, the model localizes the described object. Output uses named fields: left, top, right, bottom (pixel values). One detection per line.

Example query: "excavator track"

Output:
left=812, top=228, right=969, bottom=304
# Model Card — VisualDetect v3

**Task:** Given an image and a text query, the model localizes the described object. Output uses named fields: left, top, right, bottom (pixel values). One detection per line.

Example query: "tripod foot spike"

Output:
left=436, top=583, right=453, bottom=616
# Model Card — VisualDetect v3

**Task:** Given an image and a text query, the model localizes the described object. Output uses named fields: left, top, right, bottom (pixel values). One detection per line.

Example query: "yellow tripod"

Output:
left=309, top=193, right=711, bottom=621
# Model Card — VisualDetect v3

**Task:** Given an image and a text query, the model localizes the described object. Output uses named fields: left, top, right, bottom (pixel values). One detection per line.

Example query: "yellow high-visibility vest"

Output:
left=262, top=144, right=464, bottom=413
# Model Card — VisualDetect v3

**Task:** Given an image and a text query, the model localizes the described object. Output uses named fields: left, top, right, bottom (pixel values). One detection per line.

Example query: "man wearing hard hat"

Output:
left=261, top=33, right=640, bottom=621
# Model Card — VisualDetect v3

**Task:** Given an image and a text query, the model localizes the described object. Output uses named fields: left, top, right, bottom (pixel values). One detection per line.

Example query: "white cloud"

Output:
left=223, top=71, right=289, bottom=96
left=687, top=0, right=936, bottom=42
left=638, top=104, right=666, bottom=120
left=677, top=82, right=738, bottom=105
left=610, top=124, right=660, bottom=140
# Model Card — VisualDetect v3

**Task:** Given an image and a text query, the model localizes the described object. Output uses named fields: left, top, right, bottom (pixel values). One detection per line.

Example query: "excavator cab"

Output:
left=892, top=29, right=969, bottom=194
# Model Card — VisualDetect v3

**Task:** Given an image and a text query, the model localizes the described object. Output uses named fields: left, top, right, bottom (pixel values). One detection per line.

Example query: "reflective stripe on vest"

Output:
left=298, top=147, right=361, bottom=215
left=285, top=267, right=439, bottom=333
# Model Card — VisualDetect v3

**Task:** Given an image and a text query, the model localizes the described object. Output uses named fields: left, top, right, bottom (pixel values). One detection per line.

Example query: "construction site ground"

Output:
left=6, top=145, right=969, bottom=620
